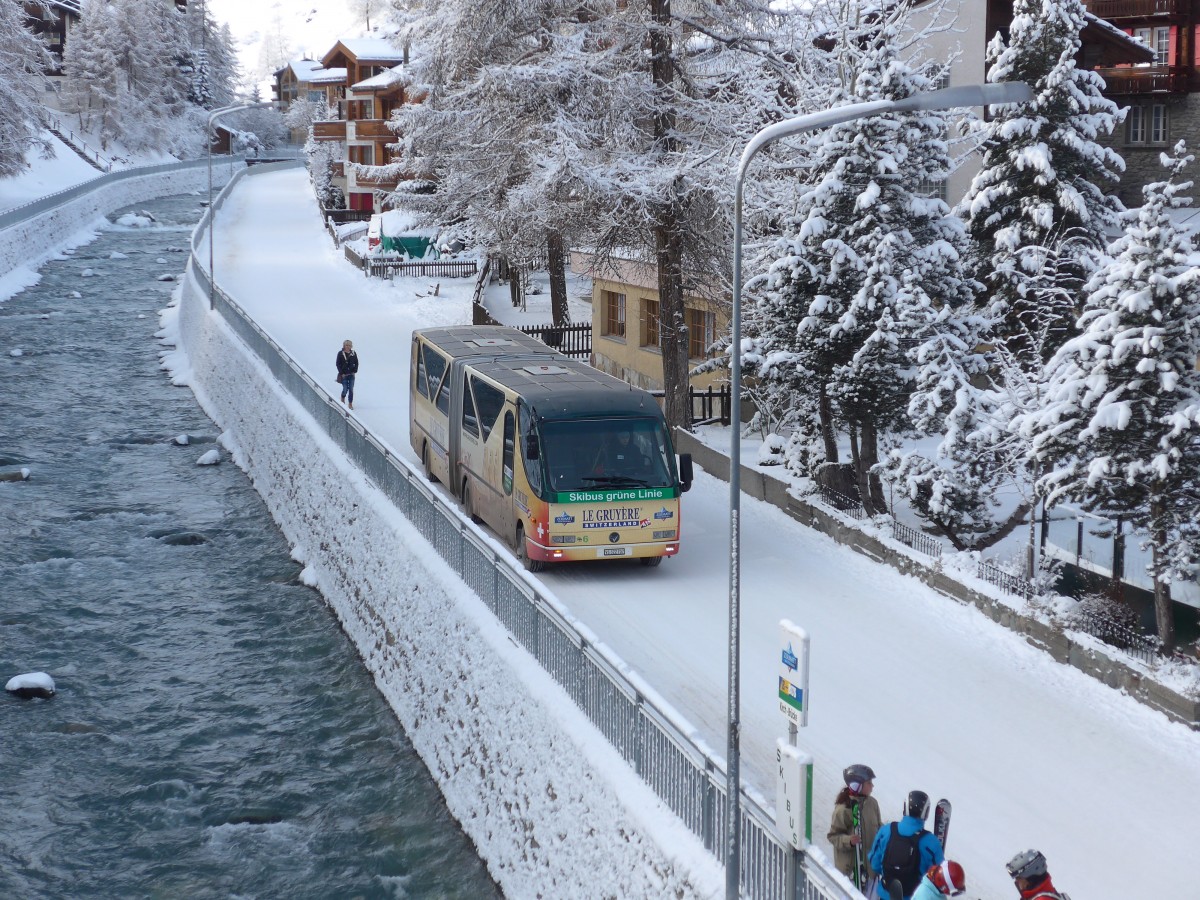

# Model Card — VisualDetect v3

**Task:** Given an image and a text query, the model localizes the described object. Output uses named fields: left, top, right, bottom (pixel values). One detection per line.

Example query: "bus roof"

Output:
left=414, top=325, right=560, bottom=361
left=415, top=325, right=664, bottom=422
left=472, top=356, right=663, bottom=422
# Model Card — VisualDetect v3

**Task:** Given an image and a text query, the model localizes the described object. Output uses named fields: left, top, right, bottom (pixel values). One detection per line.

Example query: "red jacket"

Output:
left=1018, top=874, right=1062, bottom=899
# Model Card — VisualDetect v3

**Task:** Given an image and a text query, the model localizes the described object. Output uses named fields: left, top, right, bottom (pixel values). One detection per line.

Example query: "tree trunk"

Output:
left=858, top=418, right=887, bottom=514
left=547, top=231, right=569, bottom=326
left=508, top=267, right=522, bottom=310
left=648, top=0, right=690, bottom=432
left=1150, top=498, right=1177, bottom=654
left=818, top=383, right=838, bottom=463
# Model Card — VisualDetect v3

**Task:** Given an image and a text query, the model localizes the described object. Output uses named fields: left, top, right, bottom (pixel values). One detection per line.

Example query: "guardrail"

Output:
left=188, top=161, right=853, bottom=900
left=0, top=154, right=242, bottom=233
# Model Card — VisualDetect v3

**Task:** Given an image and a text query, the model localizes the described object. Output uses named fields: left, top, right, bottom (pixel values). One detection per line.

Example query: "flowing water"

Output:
left=0, top=194, right=502, bottom=899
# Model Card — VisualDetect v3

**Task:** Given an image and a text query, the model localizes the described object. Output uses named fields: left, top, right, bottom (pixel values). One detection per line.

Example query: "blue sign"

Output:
left=781, top=644, right=798, bottom=671
left=554, top=512, right=575, bottom=525
left=653, top=507, right=674, bottom=520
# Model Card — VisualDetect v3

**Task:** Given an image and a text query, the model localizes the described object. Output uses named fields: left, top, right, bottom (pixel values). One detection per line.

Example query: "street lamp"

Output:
left=723, top=81, right=1032, bottom=899
left=207, top=101, right=275, bottom=307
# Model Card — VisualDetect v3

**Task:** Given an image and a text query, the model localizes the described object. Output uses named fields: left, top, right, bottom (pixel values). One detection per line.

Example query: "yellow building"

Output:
left=571, top=250, right=727, bottom=392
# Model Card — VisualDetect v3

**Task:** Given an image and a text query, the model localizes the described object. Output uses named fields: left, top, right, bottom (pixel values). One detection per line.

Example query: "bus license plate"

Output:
left=601, top=547, right=628, bottom=557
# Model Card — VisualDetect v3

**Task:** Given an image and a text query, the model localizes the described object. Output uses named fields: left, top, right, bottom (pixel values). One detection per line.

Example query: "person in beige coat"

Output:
left=829, top=763, right=882, bottom=893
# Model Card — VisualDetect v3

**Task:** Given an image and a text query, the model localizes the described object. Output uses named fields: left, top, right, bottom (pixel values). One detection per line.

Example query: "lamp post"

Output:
left=723, top=81, right=1032, bottom=900
left=207, top=102, right=275, bottom=307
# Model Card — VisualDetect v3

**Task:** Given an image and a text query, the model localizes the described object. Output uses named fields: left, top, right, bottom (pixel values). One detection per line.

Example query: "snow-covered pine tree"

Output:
left=0, top=0, right=54, bottom=178
left=760, top=1, right=974, bottom=514
left=387, top=0, right=814, bottom=430
left=385, top=0, right=610, bottom=327
left=63, top=0, right=123, bottom=149
left=957, top=0, right=1124, bottom=369
left=1024, top=142, right=1200, bottom=653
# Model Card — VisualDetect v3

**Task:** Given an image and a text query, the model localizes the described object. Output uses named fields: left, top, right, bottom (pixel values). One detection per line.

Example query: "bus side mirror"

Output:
left=525, top=435, right=539, bottom=460
left=678, top=453, right=693, bottom=492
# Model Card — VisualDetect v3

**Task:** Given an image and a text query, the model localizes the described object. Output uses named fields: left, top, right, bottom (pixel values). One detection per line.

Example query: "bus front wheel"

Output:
left=516, top=524, right=545, bottom=573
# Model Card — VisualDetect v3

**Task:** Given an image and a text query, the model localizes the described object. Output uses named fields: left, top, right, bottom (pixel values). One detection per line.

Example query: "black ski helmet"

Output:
left=842, top=764, right=875, bottom=791
left=1006, top=849, right=1048, bottom=882
left=903, top=789, right=930, bottom=820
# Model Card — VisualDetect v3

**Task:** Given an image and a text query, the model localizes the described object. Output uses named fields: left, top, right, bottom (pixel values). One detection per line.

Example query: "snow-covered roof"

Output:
left=353, top=64, right=405, bottom=91
left=47, top=0, right=82, bottom=14
left=287, top=59, right=326, bottom=82
left=307, top=67, right=347, bottom=85
left=335, top=38, right=406, bottom=63
left=1083, top=12, right=1155, bottom=63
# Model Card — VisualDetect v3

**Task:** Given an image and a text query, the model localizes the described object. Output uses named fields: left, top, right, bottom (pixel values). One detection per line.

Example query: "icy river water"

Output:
left=0, top=193, right=502, bottom=899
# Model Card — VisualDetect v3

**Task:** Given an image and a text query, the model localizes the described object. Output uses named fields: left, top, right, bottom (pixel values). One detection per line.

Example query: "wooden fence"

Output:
left=366, top=257, right=479, bottom=279
left=515, top=323, right=592, bottom=359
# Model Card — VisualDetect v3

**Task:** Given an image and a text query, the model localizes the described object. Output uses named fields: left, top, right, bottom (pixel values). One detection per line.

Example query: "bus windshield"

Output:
left=540, top=417, right=674, bottom=493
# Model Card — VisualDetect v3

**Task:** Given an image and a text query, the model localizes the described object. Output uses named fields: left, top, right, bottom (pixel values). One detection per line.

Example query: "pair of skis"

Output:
left=881, top=798, right=951, bottom=900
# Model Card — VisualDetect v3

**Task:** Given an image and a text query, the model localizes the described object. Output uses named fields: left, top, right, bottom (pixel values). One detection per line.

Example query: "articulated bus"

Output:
left=409, top=325, right=694, bottom=570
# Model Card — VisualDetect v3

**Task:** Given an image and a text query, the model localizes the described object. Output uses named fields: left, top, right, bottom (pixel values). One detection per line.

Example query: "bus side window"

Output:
left=462, top=382, right=479, bottom=438
left=415, top=342, right=429, bottom=398
left=502, top=411, right=515, bottom=494
left=472, top=377, right=506, bottom=442
left=519, top=402, right=543, bottom=495
left=423, top=346, right=450, bottom=414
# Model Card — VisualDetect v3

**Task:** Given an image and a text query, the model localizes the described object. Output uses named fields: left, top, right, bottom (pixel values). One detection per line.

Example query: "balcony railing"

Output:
left=1085, top=0, right=1189, bottom=17
left=311, top=120, right=347, bottom=141
left=349, top=166, right=400, bottom=191
left=351, top=119, right=395, bottom=140
left=1097, top=64, right=1190, bottom=94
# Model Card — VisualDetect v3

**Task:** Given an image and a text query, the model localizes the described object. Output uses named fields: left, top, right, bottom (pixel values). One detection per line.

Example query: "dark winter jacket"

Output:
left=336, top=349, right=359, bottom=377
left=828, top=792, right=881, bottom=882
left=869, top=815, right=944, bottom=899
left=1017, top=873, right=1064, bottom=899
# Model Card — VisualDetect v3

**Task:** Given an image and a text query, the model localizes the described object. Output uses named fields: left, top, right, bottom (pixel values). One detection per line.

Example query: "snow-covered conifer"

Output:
left=388, top=0, right=814, bottom=429
left=0, top=0, right=54, bottom=178
left=759, top=2, right=974, bottom=513
left=1023, top=142, right=1200, bottom=652
left=957, top=0, right=1123, bottom=368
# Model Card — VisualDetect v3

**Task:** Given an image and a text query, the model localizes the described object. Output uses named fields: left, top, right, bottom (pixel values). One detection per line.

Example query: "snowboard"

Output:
left=934, top=798, right=951, bottom=850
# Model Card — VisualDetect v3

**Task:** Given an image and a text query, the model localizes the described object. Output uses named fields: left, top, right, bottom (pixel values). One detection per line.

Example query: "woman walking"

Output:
left=336, top=339, right=359, bottom=410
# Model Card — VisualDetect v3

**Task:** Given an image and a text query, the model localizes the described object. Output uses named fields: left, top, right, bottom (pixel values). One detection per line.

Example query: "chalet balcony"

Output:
left=331, top=162, right=345, bottom=178
left=1085, top=0, right=1188, bottom=18
left=1097, top=64, right=1190, bottom=94
left=312, top=120, right=347, bottom=141
left=350, top=166, right=401, bottom=192
left=351, top=119, right=395, bottom=140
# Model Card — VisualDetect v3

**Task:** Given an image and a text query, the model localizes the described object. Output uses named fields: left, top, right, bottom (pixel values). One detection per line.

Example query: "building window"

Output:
left=1151, top=104, right=1168, bottom=143
left=349, top=144, right=375, bottom=165
left=640, top=298, right=659, bottom=348
left=1153, top=26, right=1170, bottom=66
left=307, top=90, right=324, bottom=103
left=687, top=308, right=715, bottom=359
left=1126, top=106, right=1145, bottom=143
left=603, top=290, right=626, bottom=337
left=1134, top=27, right=1152, bottom=67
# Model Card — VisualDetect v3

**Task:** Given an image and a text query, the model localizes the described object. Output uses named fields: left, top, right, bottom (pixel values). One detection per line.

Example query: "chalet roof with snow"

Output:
left=308, top=67, right=347, bottom=85
left=321, top=38, right=405, bottom=69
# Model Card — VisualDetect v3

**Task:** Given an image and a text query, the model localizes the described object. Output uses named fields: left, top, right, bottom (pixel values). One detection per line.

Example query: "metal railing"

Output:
left=189, top=160, right=851, bottom=900
left=891, top=520, right=943, bottom=559
left=0, top=155, right=233, bottom=233
left=976, top=559, right=1035, bottom=602
left=516, top=322, right=592, bottom=359
left=1071, top=608, right=1160, bottom=665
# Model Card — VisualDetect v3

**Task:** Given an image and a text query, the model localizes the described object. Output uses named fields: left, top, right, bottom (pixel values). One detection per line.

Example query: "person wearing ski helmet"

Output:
left=911, top=860, right=966, bottom=899
left=828, top=764, right=882, bottom=889
left=1006, top=849, right=1065, bottom=899
left=869, top=790, right=945, bottom=899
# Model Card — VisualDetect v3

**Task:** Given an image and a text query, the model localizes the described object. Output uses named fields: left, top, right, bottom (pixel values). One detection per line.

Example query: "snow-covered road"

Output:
left=210, top=167, right=1199, bottom=900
